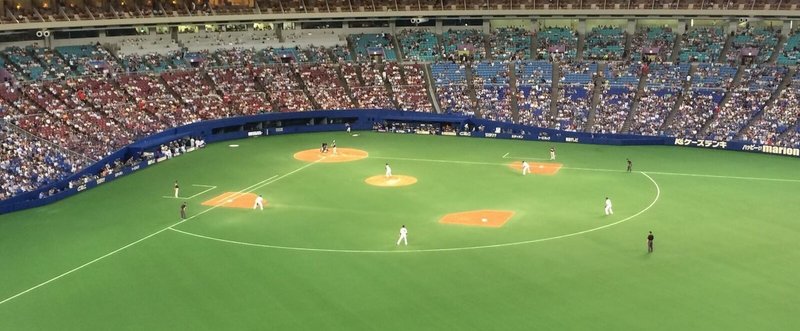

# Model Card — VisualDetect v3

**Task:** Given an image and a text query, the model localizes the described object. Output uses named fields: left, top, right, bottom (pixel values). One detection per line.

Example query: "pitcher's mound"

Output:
left=365, top=175, right=418, bottom=187
left=508, top=161, right=562, bottom=175
left=294, top=148, right=368, bottom=163
left=440, top=210, right=515, bottom=228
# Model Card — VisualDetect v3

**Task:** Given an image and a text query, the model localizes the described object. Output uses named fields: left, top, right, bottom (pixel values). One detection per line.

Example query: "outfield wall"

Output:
left=2, top=109, right=797, bottom=214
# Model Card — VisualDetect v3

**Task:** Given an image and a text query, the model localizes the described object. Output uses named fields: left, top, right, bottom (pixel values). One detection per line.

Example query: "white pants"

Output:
left=605, top=206, right=613, bottom=215
left=254, top=202, right=263, bottom=210
left=522, top=166, right=530, bottom=175
left=397, top=234, right=407, bottom=245
left=333, top=147, right=337, bottom=154
left=550, top=152, right=556, bottom=160
left=174, top=188, right=179, bottom=198
left=386, top=170, right=392, bottom=177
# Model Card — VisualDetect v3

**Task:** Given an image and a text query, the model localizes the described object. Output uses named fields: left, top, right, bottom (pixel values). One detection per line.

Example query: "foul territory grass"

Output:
left=0, top=132, right=799, bottom=330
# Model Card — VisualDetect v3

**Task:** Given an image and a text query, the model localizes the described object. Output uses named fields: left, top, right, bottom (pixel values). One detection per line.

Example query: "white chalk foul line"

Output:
left=0, top=160, right=323, bottom=306
left=502, top=152, right=548, bottom=161
left=161, top=184, right=218, bottom=200
left=369, top=155, right=800, bottom=182
left=168, top=172, right=661, bottom=254
left=185, top=185, right=217, bottom=199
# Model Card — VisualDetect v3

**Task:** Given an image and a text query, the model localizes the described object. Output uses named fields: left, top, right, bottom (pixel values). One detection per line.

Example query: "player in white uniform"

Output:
left=397, top=225, right=408, bottom=245
left=605, top=197, right=613, bottom=215
left=174, top=180, right=180, bottom=198
left=253, top=194, right=264, bottom=210
left=550, top=147, right=556, bottom=160
left=521, top=161, right=530, bottom=175
left=385, top=163, right=392, bottom=178
left=332, top=140, right=337, bottom=155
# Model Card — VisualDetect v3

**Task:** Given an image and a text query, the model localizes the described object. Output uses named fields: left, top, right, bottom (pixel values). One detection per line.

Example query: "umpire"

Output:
left=180, top=202, right=187, bottom=219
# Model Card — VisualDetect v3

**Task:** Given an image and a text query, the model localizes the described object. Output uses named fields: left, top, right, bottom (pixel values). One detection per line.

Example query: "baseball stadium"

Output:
left=1, top=2, right=800, bottom=330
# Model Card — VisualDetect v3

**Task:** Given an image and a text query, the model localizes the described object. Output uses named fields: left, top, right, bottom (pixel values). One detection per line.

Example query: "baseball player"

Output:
left=604, top=197, right=613, bottom=215
left=549, top=147, right=556, bottom=160
left=521, top=161, right=530, bottom=175
left=647, top=231, right=655, bottom=253
left=397, top=225, right=408, bottom=245
left=385, top=163, right=392, bottom=178
left=174, top=180, right=180, bottom=198
left=332, top=140, right=337, bottom=155
left=180, top=202, right=187, bottom=219
left=626, top=158, right=632, bottom=173
left=253, top=194, right=264, bottom=210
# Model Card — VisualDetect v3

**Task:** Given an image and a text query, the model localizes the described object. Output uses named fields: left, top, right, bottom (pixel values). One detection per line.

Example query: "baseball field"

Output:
left=0, top=131, right=799, bottom=330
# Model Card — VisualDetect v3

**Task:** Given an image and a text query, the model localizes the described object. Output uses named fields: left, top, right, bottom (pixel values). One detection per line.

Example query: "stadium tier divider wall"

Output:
left=2, top=109, right=798, bottom=214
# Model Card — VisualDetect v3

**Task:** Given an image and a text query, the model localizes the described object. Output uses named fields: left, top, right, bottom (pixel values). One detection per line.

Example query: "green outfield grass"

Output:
left=1, top=132, right=799, bottom=330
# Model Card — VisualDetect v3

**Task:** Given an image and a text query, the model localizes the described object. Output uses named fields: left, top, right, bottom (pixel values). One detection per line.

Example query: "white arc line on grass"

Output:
left=0, top=160, right=324, bottom=306
left=168, top=172, right=661, bottom=254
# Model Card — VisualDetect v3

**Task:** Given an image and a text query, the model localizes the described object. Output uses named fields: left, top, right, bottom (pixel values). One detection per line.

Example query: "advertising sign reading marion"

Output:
left=742, top=144, right=800, bottom=157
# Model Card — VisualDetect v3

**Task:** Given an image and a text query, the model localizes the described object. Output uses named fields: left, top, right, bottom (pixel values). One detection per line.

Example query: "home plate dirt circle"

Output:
left=293, top=148, right=368, bottom=163
left=365, top=175, right=418, bottom=187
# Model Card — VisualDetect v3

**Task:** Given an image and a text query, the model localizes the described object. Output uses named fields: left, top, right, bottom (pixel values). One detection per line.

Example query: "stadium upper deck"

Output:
left=0, top=0, right=797, bottom=30
left=1, top=16, right=800, bottom=200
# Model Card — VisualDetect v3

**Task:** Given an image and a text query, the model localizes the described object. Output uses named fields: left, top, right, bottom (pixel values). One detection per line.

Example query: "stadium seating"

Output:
left=692, top=63, right=737, bottom=89
left=473, top=62, right=512, bottom=122
left=584, top=26, right=626, bottom=61
left=343, top=62, right=395, bottom=109
left=630, top=27, right=676, bottom=62
left=704, top=66, right=786, bottom=142
left=389, top=63, right=433, bottom=112
left=627, top=63, right=686, bottom=136
left=161, top=69, right=229, bottom=120
left=431, top=62, right=473, bottom=115
left=516, top=61, right=553, bottom=127
left=56, top=44, right=120, bottom=76
left=556, top=62, right=597, bottom=131
left=777, top=30, right=800, bottom=65
left=594, top=62, right=641, bottom=134
left=663, top=89, right=723, bottom=138
left=351, top=33, right=398, bottom=62
left=441, top=30, right=487, bottom=62
left=207, top=67, right=272, bottom=115
left=679, top=27, right=725, bottom=63
left=3, top=47, right=45, bottom=80
left=605, top=61, right=642, bottom=86
left=0, top=124, right=89, bottom=200
left=535, top=27, right=578, bottom=60
left=488, top=28, right=532, bottom=61
left=298, top=63, right=354, bottom=110
left=3, top=34, right=800, bottom=200
left=253, top=64, right=314, bottom=112
left=727, top=26, right=780, bottom=64
left=398, top=30, right=441, bottom=62
left=740, top=72, right=800, bottom=146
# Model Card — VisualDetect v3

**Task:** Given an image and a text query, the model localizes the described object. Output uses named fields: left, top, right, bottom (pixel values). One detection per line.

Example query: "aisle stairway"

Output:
left=660, top=64, right=695, bottom=131
left=698, top=64, right=745, bottom=137
left=733, top=67, right=796, bottom=140
left=621, top=65, right=650, bottom=132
